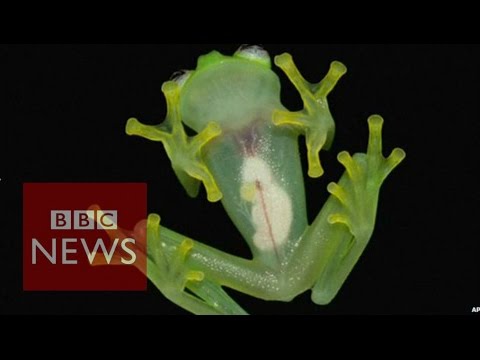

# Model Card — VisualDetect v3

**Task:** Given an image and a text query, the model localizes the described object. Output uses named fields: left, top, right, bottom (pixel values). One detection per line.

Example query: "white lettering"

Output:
left=32, top=238, right=56, bottom=264
left=120, top=238, right=137, bottom=265
left=81, top=238, right=119, bottom=265
left=31, top=237, right=136, bottom=265
left=62, top=238, right=78, bottom=264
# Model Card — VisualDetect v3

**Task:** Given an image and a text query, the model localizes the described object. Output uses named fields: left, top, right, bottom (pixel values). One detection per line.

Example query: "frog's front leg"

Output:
left=273, top=53, right=347, bottom=178
left=291, top=115, right=405, bottom=305
left=126, top=81, right=223, bottom=203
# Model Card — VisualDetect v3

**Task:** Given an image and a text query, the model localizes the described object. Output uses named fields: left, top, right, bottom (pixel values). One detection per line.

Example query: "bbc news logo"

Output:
left=23, top=183, right=147, bottom=291
left=32, top=210, right=136, bottom=266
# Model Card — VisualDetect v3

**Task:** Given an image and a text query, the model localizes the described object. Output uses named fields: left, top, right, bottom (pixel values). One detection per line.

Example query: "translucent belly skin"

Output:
left=180, top=57, right=307, bottom=265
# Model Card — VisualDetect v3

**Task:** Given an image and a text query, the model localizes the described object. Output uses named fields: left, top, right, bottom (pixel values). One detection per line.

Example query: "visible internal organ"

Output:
left=240, top=156, right=293, bottom=255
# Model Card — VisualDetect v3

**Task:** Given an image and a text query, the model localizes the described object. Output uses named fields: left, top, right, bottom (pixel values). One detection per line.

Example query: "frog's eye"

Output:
left=234, top=45, right=271, bottom=68
left=170, top=70, right=193, bottom=88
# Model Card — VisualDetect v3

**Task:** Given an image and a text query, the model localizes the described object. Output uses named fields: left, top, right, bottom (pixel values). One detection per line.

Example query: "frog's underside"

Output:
left=119, top=45, right=406, bottom=315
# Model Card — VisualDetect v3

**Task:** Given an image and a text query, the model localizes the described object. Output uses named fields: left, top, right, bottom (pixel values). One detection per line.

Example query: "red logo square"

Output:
left=23, top=183, right=147, bottom=291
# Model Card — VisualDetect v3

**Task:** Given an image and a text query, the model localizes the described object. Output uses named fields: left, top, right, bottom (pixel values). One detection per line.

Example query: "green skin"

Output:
left=125, top=47, right=406, bottom=315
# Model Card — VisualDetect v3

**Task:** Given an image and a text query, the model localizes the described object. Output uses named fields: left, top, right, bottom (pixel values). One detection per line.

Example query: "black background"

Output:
left=2, top=44, right=478, bottom=315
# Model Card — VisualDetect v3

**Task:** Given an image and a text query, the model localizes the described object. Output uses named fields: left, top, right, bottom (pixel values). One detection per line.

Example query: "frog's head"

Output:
left=198, top=45, right=272, bottom=69
left=171, top=45, right=282, bottom=133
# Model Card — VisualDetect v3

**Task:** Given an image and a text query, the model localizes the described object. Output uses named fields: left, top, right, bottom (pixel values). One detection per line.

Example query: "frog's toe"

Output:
left=365, top=115, right=406, bottom=184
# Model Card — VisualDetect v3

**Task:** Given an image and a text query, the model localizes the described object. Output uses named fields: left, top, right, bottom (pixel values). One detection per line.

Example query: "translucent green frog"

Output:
left=125, top=45, right=406, bottom=315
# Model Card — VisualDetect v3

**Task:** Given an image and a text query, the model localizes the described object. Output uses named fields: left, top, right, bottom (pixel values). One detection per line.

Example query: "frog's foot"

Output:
left=273, top=53, right=347, bottom=178
left=147, top=213, right=204, bottom=295
left=126, top=81, right=223, bottom=202
left=146, top=214, right=247, bottom=315
left=327, top=115, right=406, bottom=237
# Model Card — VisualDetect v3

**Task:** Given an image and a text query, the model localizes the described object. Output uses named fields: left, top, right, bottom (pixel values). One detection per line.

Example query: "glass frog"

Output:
left=123, top=45, right=406, bottom=315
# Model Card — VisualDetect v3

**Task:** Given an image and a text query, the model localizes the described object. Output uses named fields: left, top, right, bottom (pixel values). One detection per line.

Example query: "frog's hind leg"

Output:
left=146, top=214, right=248, bottom=315
left=308, top=116, right=405, bottom=305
